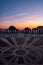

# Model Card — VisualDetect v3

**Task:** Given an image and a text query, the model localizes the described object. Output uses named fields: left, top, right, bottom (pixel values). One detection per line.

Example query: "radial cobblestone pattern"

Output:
left=0, top=34, right=43, bottom=65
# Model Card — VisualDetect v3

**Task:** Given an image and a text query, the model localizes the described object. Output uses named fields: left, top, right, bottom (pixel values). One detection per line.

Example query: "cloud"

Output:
left=15, top=13, right=26, bottom=16
left=23, top=16, right=33, bottom=19
left=0, top=13, right=33, bottom=22
left=0, top=14, right=23, bottom=21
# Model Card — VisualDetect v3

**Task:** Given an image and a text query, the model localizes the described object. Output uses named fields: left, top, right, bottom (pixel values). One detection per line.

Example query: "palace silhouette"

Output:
left=0, top=26, right=43, bottom=34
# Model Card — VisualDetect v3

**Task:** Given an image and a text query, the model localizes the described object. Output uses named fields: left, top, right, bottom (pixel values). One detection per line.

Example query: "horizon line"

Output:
left=0, top=25, right=43, bottom=30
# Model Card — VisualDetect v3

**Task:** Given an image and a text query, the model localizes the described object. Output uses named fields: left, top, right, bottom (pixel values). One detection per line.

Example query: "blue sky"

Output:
left=0, top=0, right=43, bottom=29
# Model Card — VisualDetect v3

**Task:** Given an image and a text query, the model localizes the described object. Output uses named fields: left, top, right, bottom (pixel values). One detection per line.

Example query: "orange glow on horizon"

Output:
left=0, top=25, right=39, bottom=30
left=0, top=17, right=43, bottom=30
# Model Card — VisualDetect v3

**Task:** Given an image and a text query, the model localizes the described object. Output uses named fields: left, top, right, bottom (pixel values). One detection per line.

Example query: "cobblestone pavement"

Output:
left=0, top=34, right=43, bottom=65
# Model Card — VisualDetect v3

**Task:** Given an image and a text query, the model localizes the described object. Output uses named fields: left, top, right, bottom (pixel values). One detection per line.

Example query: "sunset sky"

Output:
left=0, top=0, right=43, bottom=29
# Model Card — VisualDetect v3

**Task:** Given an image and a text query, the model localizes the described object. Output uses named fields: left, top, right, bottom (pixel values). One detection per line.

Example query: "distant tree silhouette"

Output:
left=9, top=26, right=16, bottom=30
left=8, top=26, right=17, bottom=33
left=32, top=28, right=38, bottom=34
left=0, top=29, right=3, bottom=33
left=37, top=26, right=43, bottom=34
left=24, top=27, right=31, bottom=34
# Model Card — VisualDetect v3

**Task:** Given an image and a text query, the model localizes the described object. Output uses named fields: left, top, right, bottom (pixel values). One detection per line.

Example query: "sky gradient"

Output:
left=0, top=0, right=43, bottom=29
